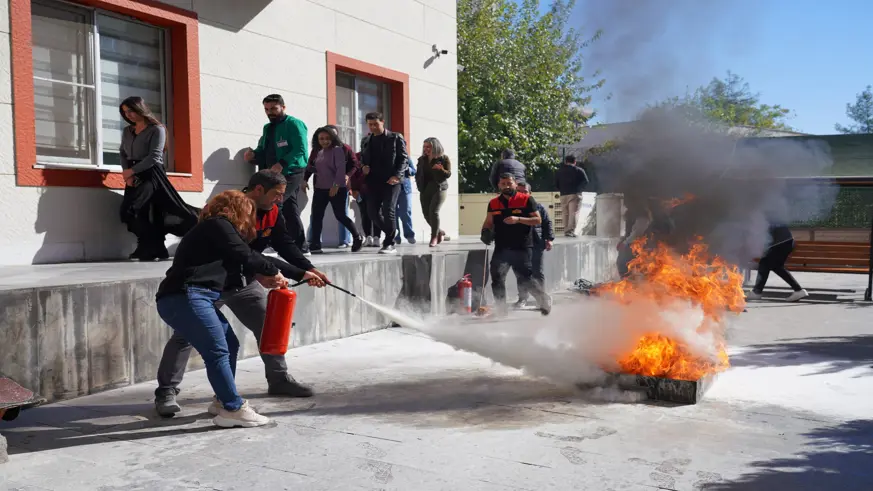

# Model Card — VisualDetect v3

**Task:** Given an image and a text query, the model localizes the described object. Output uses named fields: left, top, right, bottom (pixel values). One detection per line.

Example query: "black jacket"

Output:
left=360, top=130, right=409, bottom=184
left=489, top=158, right=526, bottom=189
left=231, top=206, right=312, bottom=289
left=533, top=202, right=554, bottom=246
left=554, top=164, right=589, bottom=196
left=156, top=217, right=279, bottom=299
left=768, top=225, right=794, bottom=249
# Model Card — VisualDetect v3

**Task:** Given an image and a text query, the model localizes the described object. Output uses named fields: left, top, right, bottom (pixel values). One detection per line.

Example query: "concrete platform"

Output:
left=2, top=289, right=873, bottom=490
left=0, top=237, right=618, bottom=405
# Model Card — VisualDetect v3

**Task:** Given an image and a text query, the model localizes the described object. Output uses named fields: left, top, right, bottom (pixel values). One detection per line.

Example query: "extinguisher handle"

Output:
left=288, top=280, right=308, bottom=288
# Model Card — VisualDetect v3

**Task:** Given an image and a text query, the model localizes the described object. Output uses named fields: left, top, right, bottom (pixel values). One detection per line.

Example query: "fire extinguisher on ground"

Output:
left=260, top=285, right=299, bottom=356
left=457, top=274, right=473, bottom=314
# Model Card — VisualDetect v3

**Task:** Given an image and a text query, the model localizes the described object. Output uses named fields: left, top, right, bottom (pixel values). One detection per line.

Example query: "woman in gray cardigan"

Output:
left=415, top=137, right=451, bottom=247
left=118, top=96, right=198, bottom=261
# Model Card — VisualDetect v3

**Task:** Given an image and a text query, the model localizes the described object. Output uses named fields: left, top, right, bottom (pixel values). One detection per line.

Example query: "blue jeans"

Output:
left=156, top=287, right=243, bottom=411
left=395, top=189, right=415, bottom=243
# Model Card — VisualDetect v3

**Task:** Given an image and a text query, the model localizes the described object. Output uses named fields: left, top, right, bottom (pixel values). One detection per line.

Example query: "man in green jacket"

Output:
left=245, top=94, right=310, bottom=253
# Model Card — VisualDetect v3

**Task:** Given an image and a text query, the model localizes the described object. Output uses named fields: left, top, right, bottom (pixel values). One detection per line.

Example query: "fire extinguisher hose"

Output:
left=286, top=279, right=358, bottom=298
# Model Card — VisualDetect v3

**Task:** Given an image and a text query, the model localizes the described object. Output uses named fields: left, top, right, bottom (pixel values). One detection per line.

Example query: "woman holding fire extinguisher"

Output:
left=155, top=190, right=321, bottom=428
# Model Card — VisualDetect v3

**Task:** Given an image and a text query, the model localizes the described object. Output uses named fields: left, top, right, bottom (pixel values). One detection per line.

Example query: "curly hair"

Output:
left=199, top=190, right=257, bottom=242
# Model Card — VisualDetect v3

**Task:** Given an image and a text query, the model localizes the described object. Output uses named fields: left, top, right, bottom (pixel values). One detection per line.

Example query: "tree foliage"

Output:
left=657, top=71, right=794, bottom=132
left=457, top=0, right=602, bottom=192
left=835, top=85, right=873, bottom=134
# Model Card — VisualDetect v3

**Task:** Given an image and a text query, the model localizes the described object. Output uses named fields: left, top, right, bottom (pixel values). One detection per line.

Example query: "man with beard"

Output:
left=480, top=173, right=552, bottom=317
left=359, top=112, right=409, bottom=254
left=245, top=94, right=310, bottom=254
left=154, top=170, right=329, bottom=417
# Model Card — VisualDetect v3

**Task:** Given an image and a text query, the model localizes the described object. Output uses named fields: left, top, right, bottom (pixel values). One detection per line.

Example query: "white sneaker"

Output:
left=786, top=289, right=809, bottom=302
left=745, top=290, right=763, bottom=300
left=364, top=236, right=373, bottom=247
left=212, top=400, right=270, bottom=428
left=207, top=396, right=221, bottom=416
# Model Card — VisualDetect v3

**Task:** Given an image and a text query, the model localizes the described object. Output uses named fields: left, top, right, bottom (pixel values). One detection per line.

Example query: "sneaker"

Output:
left=539, top=295, right=553, bottom=316
left=366, top=236, right=380, bottom=247
left=437, top=230, right=445, bottom=244
left=337, top=243, right=349, bottom=249
left=207, top=396, right=221, bottom=416
left=786, top=289, right=809, bottom=302
left=154, top=389, right=181, bottom=417
left=352, top=236, right=364, bottom=253
left=745, top=290, right=763, bottom=300
left=309, top=245, right=324, bottom=254
left=268, top=377, right=314, bottom=398
left=212, top=400, right=270, bottom=428
left=512, top=299, right=527, bottom=310
left=395, top=236, right=402, bottom=245
left=379, top=244, right=397, bottom=255
left=407, top=237, right=416, bottom=244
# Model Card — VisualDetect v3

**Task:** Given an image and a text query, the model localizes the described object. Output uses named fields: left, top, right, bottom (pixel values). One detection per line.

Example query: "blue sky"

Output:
left=517, top=0, right=872, bottom=135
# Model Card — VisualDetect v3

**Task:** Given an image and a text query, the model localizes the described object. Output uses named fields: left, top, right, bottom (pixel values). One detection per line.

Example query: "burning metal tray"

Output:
left=579, top=372, right=717, bottom=405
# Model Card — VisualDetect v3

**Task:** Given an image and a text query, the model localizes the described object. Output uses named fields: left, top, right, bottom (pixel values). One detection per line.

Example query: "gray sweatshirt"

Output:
left=120, top=124, right=166, bottom=174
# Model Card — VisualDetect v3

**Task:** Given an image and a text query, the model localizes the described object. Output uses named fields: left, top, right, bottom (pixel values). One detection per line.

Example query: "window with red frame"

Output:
left=31, top=0, right=175, bottom=171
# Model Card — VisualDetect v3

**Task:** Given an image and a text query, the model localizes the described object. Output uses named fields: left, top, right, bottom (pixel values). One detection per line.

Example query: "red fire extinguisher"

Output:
left=260, top=286, right=298, bottom=356
left=457, top=274, right=473, bottom=314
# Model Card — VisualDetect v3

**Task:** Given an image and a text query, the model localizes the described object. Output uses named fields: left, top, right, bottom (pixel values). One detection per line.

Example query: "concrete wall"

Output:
left=0, top=239, right=618, bottom=403
left=0, top=0, right=459, bottom=264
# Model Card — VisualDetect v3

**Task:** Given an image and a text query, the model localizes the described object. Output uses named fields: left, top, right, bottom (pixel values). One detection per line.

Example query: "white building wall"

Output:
left=0, top=0, right=458, bottom=264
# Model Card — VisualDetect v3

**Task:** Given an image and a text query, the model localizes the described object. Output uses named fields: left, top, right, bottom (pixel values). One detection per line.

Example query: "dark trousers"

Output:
left=490, top=248, right=547, bottom=308
left=155, top=282, right=289, bottom=396
left=366, top=182, right=402, bottom=246
left=518, top=244, right=545, bottom=301
left=309, top=188, right=360, bottom=248
left=420, top=186, right=447, bottom=239
left=358, top=194, right=381, bottom=238
left=155, top=287, right=244, bottom=411
left=280, top=170, right=307, bottom=250
left=754, top=240, right=803, bottom=292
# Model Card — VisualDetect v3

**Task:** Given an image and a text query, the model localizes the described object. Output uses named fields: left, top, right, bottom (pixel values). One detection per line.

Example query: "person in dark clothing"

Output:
left=616, top=196, right=675, bottom=278
left=154, top=173, right=329, bottom=418
left=304, top=127, right=364, bottom=253
left=480, top=173, right=552, bottom=316
left=349, top=151, right=382, bottom=246
left=244, top=94, right=310, bottom=254
left=554, top=155, right=590, bottom=237
left=416, top=137, right=452, bottom=247
left=514, top=181, right=554, bottom=308
left=746, top=225, right=809, bottom=302
left=119, top=96, right=199, bottom=261
left=488, top=149, right=526, bottom=190
left=359, top=112, right=409, bottom=254
left=155, top=190, right=321, bottom=428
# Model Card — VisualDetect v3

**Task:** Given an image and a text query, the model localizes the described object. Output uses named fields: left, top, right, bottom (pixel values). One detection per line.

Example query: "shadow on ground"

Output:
left=260, top=374, right=645, bottom=429
left=3, top=399, right=217, bottom=455
left=704, top=419, right=873, bottom=490
left=731, top=335, right=873, bottom=376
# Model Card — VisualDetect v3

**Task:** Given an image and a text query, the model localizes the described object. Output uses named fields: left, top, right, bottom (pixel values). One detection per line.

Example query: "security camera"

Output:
left=440, top=49, right=448, bottom=55
left=457, top=64, right=466, bottom=72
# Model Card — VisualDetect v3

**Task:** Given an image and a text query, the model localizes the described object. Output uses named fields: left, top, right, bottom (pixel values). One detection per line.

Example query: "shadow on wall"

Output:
left=33, top=186, right=133, bottom=264
left=203, top=147, right=254, bottom=201
left=192, top=0, right=272, bottom=33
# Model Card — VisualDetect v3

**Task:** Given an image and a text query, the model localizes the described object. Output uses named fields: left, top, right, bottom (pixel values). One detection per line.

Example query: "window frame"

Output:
left=335, top=70, right=393, bottom=152
left=10, top=0, right=203, bottom=191
left=326, top=52, right=410, bottom=154
left=31, top=0, right=174, bottom=172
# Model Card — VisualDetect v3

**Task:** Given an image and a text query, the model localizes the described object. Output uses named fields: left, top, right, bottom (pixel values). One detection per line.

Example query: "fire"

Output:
left=595, top=237, right=745, bottom=381
left=663, top=193, right=695, bottom=209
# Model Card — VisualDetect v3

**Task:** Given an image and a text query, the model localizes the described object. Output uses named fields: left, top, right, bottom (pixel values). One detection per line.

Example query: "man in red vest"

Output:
left=480, top=173, right=552, bottom=317
left=154, top=170, right=329, bottom=418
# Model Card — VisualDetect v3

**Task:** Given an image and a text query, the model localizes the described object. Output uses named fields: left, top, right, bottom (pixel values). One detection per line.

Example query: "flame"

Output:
left=663, top=193, right=695, bottom=209
left=595, top=237, right=745, bottom=381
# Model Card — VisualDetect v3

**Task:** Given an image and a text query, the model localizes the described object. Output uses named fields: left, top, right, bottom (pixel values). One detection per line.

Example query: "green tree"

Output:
left=658, top=71, right=794, bottom=132
left=835, top=85, right=873, bottom=134
left=457, top=0, right=602, bottom=192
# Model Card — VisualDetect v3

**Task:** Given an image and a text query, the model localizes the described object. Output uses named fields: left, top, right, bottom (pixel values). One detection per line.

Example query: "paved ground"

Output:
left=2, top=272, right=873, bottom=491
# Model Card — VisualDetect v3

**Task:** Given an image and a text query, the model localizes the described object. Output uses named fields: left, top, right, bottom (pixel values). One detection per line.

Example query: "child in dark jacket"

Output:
left=515, top=181, right=554, bottom=308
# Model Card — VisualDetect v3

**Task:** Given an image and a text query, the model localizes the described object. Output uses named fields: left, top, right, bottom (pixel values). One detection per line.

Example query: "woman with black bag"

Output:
left=119, top=96, right=199, bottom=261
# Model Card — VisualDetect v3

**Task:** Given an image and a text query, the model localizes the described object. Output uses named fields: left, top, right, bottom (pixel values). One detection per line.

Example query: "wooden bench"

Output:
left=748, top=240, right=871, bottom=275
